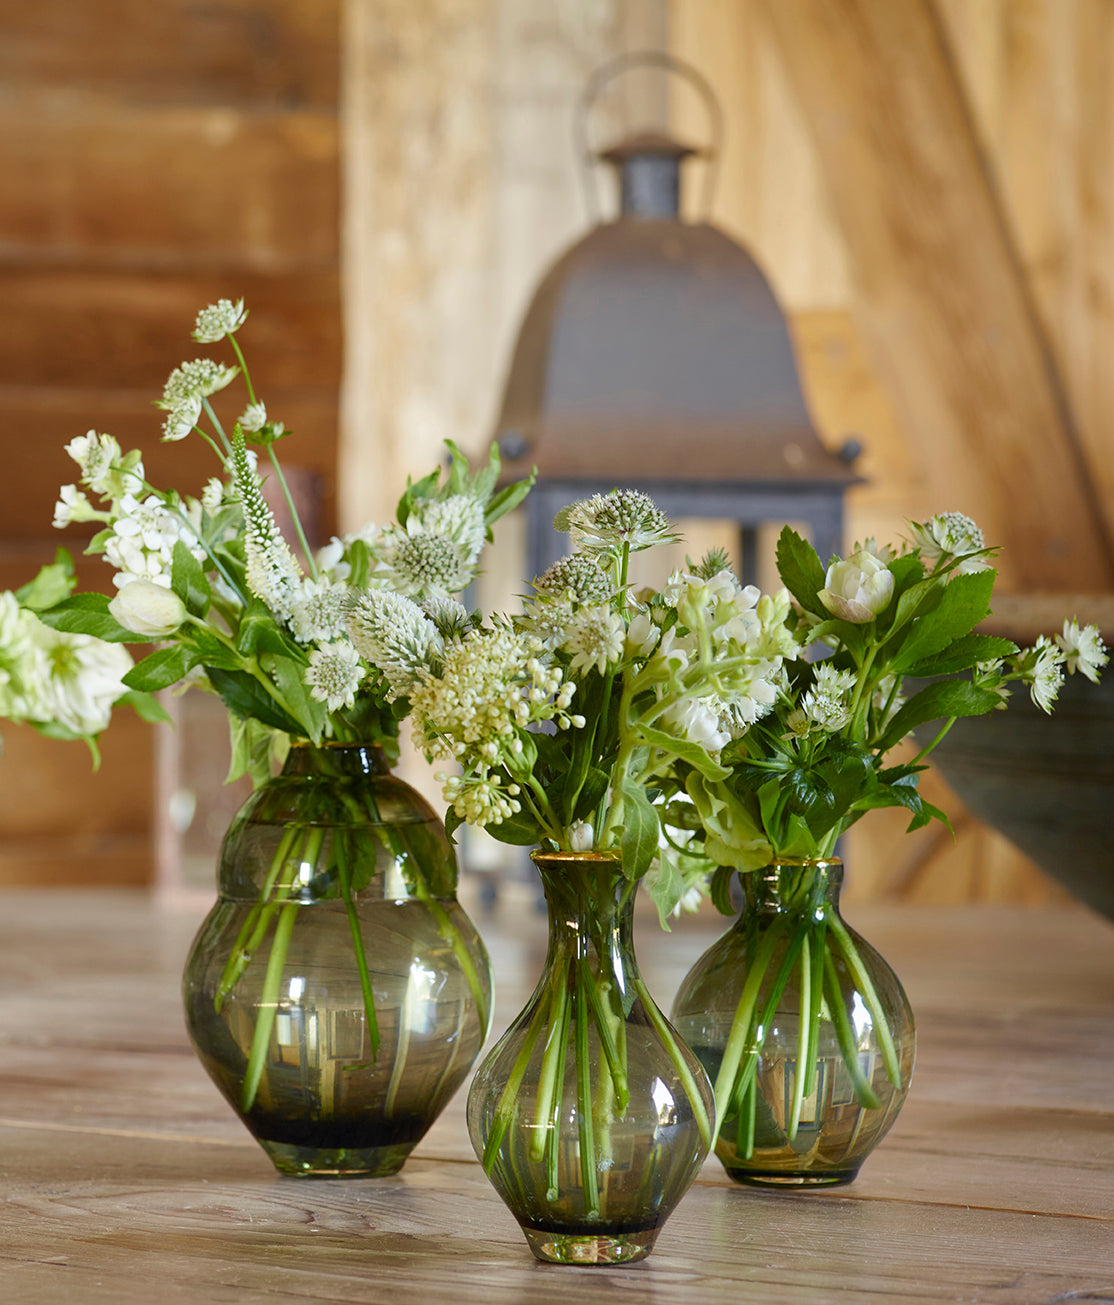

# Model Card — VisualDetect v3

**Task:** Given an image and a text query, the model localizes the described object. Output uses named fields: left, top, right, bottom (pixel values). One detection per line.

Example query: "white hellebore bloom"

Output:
left=818, top=549, right=894, bottom=624
left=108, top=579, right=188, bottom=638
left=30, top=623, right=133, bottom=737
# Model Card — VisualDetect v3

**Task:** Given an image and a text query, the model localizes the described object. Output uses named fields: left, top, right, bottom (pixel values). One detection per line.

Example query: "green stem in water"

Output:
left=481, top=1000, right=549, bottom=1173
left=574, top=965, right=600, bottom=1217
left=632, top=977, right=713, bottom=1151
left=336, top=824, right=380, bottom=1059
left=802, top=917, right=827, bottom=1099
left=711, top=917, right=786, bottom=1125
left=822, top=949, right=881, bottom=1109
left=787, top=932, right=811, bottom=1142
left=529, top=960, right=570, bottom=1164
left=827, top=913, right=902, bottom=1090
left=240, top=899, right=299, bottom=1112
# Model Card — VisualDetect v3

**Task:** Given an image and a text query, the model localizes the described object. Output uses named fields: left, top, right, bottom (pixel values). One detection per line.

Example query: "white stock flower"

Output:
left=661, top=696, right=731, bottom=753
left=192, top=298, right=247, bottom=344
left=305, top=641, right=364, bottom=712
left=818, top=549, right=895, bottom=623
left=104, top=493, right=203, bottom=590
left=108, top=580, right=187, bottom=638
left=1056, top=619, right=1108, bottom=684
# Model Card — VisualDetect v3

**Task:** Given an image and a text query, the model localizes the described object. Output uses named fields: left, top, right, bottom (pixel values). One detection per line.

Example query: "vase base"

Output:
left=260, top=1139, right=413, bottom=1178
left=723, top=1164, right=859, bottom=1189
left=522, top=1227, right=658, bottom=1266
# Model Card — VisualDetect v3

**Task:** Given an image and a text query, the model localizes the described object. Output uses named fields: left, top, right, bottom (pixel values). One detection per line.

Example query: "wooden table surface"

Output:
left=1, top=887, right=1112, bottom=1304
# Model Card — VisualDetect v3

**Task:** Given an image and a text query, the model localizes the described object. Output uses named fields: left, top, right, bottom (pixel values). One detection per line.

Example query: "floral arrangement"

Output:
left=668, top=515, right=1107, bottom=1154
left=39, top=298, right=533, bottom=1108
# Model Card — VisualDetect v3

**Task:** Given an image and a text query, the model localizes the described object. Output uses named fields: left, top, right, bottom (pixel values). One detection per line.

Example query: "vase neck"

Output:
left=532, top=853, right=635, bottom=968
left=281, top=742, right=391, bottom=779
left=742, top=859, right=843, bottom=919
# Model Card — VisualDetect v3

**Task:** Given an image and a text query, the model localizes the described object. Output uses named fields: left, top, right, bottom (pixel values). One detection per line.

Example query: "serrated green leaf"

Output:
left=904, top=633, right=1019, bottom=678
left=483, top=809, right=544, bottom=846
left=876, top=678, right=1004, bottom=753
left=263, top=652, right=326, bottom=743
left=775, top=526, right=827, bottom=616
left=887, top=570, right=997, bottom=674
left=16, top=549, right=76, bottom=610
left=117, top=689, right=173, bottom=726
left=36, top=593, right=152, bottom=644
left=122, top=644, right=200, bottom=692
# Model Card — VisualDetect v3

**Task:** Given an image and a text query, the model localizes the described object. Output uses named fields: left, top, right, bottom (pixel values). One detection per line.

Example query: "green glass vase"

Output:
left=183, top=743, right=492, bottom=1177
left=466, top=851, right=714, bottom=1265
left=671, top=859, right=915, bottom=1187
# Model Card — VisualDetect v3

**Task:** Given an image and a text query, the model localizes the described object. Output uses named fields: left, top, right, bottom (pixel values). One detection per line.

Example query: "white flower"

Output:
left=532, top=554, right=612, bottom=606
left=560, top=490, right=676, bottom=555
left=347, top=590, right=443, bottom=698
left=625, top=611, right=661, bottom=657
left=239, top=401, right=268, bottom=433
left=53, top=485, right=100, bottom=529
left=908, top=512, right=989, bottom=575
left=231, top=432, right=302, bottom=619
left=158, top=358, right=238, bottom=410
left=661, top=696, right=731, bottom=753
left=104, top=493, right=203, bottom=590
left=316, top=536, right=349, bottom=579
left=560, top=604, right=625, bottom=674
left=0, top=593, right=40, bottom=720
left=1016, top=636, right=1065, bottom=713
left=63, top=431, right=142, bottom=499
left=800, top=662, right=857, bottom=733
left=569, top=820, right=595, bottom=851
left=290, top=578, right=352, bottom=644
left=108, top=580, right=187, bottom=637
left=192, top=298, right=247, bottom=344
left=818, top=549, right=895, bottom=623
left=1056, top=619, right=1108, bottom=684
left=304, top=641, right=364, bottom=712
left=162, top=393, right=203, bottom=443
left=27, top=621, right=133, bottom=736
left=201, top=478, right=226, bottom=511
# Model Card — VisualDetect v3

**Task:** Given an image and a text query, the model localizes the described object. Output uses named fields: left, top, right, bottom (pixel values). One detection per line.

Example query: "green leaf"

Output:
left=484, top=809, right=545, bottom=846
left=16, top=549, right=76, bottom=610
left=116, top=689, right=173, bottom=726
left=709, top=864, right=738, bottom=916
left=904, top=633, right=1018, bottom=678
left=171, top=540, right=211, bottom=618
left=643, top=854, right=685, bottom=931
left=346, top=538, right=371, bottom=590
left=633, top=721, right=731, bottom=781
left=616, top=777, right=660, bottom=881
left=35, top=593, right=152, bottom=644
left=775, top=526, right=827, bottom=616
left=876, top=678, right=1004, bottom=753
left=887, top=570, right=998, bottom=674
left=236, top=599, right=299, bottom=659
left=264, top=652, right=326, bottom=743
left=206, top=666, right=306, bottom=736
left=226, top=714, right=280, bottom=787
left=122, top=644, right=201, bottom=692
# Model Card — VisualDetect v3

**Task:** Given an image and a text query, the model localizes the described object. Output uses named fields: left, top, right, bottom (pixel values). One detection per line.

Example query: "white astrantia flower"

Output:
left=908, top=512, right=990, bottom=575
left=801, top=662, right=857, bottom=733
left=818, top=548, right=895, bottom=624
left=1015, top=635, right=1065, bottom=713
left=289, top=577, right=352, bottom=644
left=346, top=590, right=443, bottom=698
left=560, top=604, right=625, bottom=675
left=63, top=430, right=143, bottom=500
left=561, top=489, right=677, bottom=556
left=416, top=494, right=488, bottom=564
left=27, top=620, right=133, bottom=737
left=158, top=358, right=239, bottom=410
left=377, top=527, right=473, bottom=599
left=532, top=553, right=613, bottom=607
left=304, top=641, right=364, bottom=712
left=1056, top=619, right=1108, bottom=684
left=162, top=393, right=203, bottom=442
left=192, top=298, right=248, bottom=344
left=239, top=401, right=268, bottom=433
left=973, top=659, right=1011, bottom=708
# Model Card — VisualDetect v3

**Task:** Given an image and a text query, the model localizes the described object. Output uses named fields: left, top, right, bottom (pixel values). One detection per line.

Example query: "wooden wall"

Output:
left=0, top=0, right=342, bottom=884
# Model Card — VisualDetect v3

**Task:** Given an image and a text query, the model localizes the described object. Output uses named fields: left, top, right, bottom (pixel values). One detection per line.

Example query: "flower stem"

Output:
left=822, top=949, right=881, bottom=1109
left=827, top=913, right=902, bottom=1090
left=574, top=964, right=600, bottom=1217
left=240, top=899, right=298, bottom=1112
left=632, top=977, right=713, bottom=1150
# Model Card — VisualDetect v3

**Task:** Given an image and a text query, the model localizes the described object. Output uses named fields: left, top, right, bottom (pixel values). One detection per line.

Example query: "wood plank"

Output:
left=0, top=108, right=338, bottom=269
left=755, top=0, right=1114, bottom=591
left=0, top=0, right=340, bottom=109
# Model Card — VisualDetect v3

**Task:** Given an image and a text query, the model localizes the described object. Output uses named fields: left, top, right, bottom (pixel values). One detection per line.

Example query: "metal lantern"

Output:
left=493, top=52, right=861, bottom=585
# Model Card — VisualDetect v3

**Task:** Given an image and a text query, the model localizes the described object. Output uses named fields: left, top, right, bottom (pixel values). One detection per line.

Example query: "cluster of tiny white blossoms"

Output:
left=346, top=590, right=445, bottom=699
left=157, top=358, right=238, bottom=444
left=304, top=641, right=364, bottom=712
left=192, top=298, right=247, bottom=345
left=407, top=625, right=583, bottom=827
left=371, top=495, right=487, bottom=600
left=103, top=492, right=205, bottom=592
left=786, top=662, right=858, bottom=737
left=561, top=489, right=677, bottom=556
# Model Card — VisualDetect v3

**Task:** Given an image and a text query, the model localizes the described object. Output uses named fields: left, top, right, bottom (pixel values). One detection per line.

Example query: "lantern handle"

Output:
left=574, top=49, right=724, bottom=223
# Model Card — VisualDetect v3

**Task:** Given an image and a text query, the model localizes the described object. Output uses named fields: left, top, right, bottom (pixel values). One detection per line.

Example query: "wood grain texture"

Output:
left=0, top=891, right=1111, bottom=1303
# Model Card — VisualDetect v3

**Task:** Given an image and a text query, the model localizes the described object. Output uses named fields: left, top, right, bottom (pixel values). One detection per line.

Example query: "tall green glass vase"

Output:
left=671, top=859, right=914, bottom=1187
left=183, top=742, right=493, bottom=1178
left=466, top=851, right=714, bottom=1265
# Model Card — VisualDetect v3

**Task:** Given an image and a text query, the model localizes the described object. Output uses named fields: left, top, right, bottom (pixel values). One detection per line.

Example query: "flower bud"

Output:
left=109, top=579, right=187, bottom=638
left=818, top=550, right=894, bottom=624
